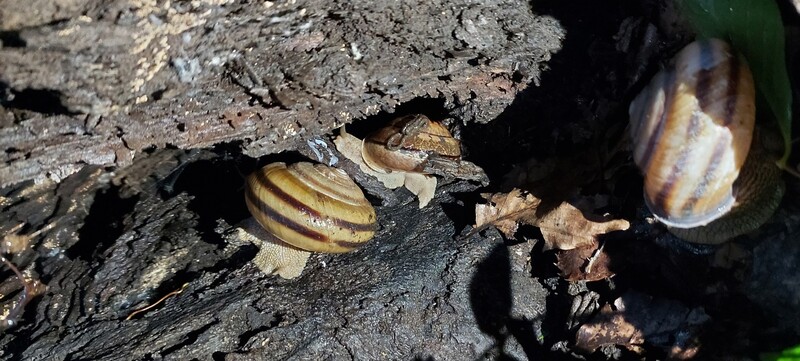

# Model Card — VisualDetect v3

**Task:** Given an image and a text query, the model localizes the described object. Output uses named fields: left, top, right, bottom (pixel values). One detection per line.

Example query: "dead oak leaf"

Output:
left=473, top=189, right=629, bottom=250
left=535, top=201, right=629, bottom=251
left=474, top=189, right=540, bottom=238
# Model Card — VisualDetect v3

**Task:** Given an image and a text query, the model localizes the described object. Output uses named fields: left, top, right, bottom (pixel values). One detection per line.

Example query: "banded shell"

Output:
left=667, top=143, right=785, bottom=243
left=629, top=38, right=756, bottom=228
left=362, top=114, right=461, bottom=173
left=245, top=162, right=377, bottom=253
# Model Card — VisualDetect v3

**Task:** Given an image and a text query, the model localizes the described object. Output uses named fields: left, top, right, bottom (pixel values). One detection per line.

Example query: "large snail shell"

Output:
left=362, top=114, right=461, bottom=173
left=629, top=38, right=756, bottom=229
left=245, top=162, right=377, bottom=253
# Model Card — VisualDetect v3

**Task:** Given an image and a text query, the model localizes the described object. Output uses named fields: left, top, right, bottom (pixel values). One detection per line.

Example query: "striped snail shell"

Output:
left=629, top=38, right=785, bottom=244
left=361, top=114, right=462, bottom=174
left=245, top=162, right=378, bottom=253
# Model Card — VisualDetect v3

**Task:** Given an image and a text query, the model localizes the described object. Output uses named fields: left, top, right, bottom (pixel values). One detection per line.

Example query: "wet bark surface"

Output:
left=1, top=0, right=800, bottom=360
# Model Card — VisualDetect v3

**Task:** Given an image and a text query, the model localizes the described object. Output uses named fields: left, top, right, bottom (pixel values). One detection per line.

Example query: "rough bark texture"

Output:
left=2, top=0, right=800, bottom=360
left=0, top=0, right=562, bottom=187
left=1, top=151, right=550, bottom=360
left=1, top=0, right=564, bottom=359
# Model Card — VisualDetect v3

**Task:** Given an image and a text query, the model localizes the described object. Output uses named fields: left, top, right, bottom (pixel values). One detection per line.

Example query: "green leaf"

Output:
left=761, top=344, right=800, bottom=361
left=681, top=0, right=793, bottom=165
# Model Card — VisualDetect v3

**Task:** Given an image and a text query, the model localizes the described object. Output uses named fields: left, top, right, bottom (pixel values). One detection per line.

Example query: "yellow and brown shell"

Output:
left=245, top=162, right=378, bottom=253
left=629, top=38, right=756, bottom=229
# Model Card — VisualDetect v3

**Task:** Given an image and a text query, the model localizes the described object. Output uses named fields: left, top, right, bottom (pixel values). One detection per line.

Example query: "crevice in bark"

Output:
left=170, top=157, right=253, bottom=247
left=69, top=186, right=138, bottom=261
left=2, top=88, right=75, bottom=116
left=159, top=320, right=219, bottom=358
left=0, top=31, right=25, bottom=48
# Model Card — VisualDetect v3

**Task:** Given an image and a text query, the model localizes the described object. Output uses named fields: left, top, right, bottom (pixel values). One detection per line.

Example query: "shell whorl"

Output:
left=629, top=38, right=756, bottom=228
left=245, top=162, right=377, bottom=253
left=667, top=143, right=785, bottom=243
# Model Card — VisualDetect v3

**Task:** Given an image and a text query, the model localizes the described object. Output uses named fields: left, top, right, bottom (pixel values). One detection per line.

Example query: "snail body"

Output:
left=241, top=162, right=377, bottom=278
left=629, top=38, right=784, bottom=244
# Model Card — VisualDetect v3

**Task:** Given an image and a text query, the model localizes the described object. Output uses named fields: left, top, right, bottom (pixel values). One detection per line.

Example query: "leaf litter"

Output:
left=467, top=146, right=717, bottom=357
left=575, top=291, right=708, bottom=359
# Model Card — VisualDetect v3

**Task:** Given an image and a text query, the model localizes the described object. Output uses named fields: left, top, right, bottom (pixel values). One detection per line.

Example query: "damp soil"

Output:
left=1, top=0, right=800, bottom=360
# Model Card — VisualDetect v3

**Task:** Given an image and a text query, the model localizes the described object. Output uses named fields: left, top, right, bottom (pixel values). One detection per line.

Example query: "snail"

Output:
left=334, top=114, right=488, bottom=208
left=237, top=161, right=378, bottom=278
left=629, top=38, right=785, bottom=245
left=361, top=114, right=489, bottom=183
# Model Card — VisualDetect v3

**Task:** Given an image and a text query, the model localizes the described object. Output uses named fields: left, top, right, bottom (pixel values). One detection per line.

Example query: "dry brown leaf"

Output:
left=333, top=129, right=437, bottom=208
left=556, top=240, right=614, bottom=281
left=535, top=201, right=629, bottom=251
left=474, top=189, right=540, bottom=238
left=473, top=189, right=629, bottom=250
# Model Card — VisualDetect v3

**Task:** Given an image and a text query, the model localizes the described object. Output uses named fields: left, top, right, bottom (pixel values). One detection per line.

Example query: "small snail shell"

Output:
left=245, top=162, right=378, bottom=253
left=360, top=114, right=488, bottom=185
left=362, top=114, right=461, bottom=174
left=629, top=38, right=784, bottom=244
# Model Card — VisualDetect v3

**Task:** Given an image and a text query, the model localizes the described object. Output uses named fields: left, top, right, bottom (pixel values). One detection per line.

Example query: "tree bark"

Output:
left=0, top=0, right=562, bottom=188
left=3, top=0, right=800, bottom=359
left=0, top=0, right=565, bottom=359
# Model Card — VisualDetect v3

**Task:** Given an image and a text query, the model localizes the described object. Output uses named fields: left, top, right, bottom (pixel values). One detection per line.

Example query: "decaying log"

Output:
left=0, top=0, right=566, bottom=359
left=3, top=0, right=800, bottom=359
left=0, top=148, right=555, bottom=360
left=0, top=0, right=564, bottom=187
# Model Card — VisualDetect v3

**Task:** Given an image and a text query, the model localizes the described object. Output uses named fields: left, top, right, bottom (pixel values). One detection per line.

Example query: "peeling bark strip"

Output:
left=0, top=0, right=564, bottom=188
